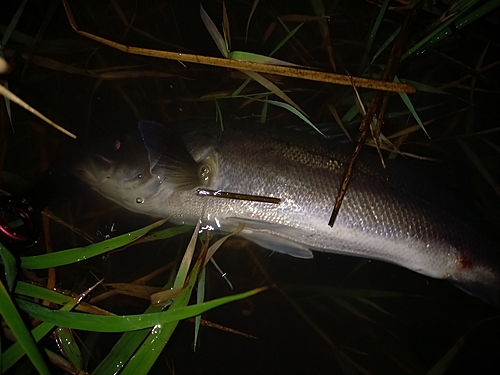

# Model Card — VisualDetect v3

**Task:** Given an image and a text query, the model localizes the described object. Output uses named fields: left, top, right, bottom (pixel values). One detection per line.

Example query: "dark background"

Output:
left=1, top=1, right=500, bottom=374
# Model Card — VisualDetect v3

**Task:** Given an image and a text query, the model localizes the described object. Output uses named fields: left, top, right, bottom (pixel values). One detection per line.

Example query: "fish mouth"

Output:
left=73, top=154, right=116, bottom=185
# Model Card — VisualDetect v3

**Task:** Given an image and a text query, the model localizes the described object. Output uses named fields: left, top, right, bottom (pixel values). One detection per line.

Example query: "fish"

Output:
left=73, top=120, right=500, bottom=307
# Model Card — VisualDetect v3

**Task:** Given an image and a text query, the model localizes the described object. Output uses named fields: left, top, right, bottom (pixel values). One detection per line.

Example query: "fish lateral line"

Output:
left=197, top=188, right=281, bottom=204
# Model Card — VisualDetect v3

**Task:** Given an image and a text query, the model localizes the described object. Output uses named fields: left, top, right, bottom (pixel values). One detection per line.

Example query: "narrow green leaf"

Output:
left=241, top=69, right=308, bottom=118
left=268, top=22, right=304, bottom=57
left=366, top=0, right=390, bottom=56
left=249, top=97, right=326, bottom=136
left=18, top=287, right=266, bottom=332
left=426, top=336, right=465, bottom=375
left=232, top=76, right=252, bottom=97
left=215, top=100, right=224, bottom=130
left=173, top=221, right=200, bottom=289
left=0, top=243, right=17, bottom=291
left=54, top=327, right=82, bottom=371
left=141, top=225, right=192, bottom=242
left=91, top=329, right=150, bottom=375
left=370, top=26, right=399, bottom=64
left=1, top=0, right=28, bottom=46
left=121, top=245, right=211, bottom=374
left=2, top=286, right=91, bottom=372
left=204, top=222, right=245, bottom=267
left=15, top=281, right=73, bottom=305
left=245, top=0, right=260, bottom=42
left=94, top=250, right=181, bottom=374
left=395, top=76, right=430, bottom=139
left=401, top=0, right=479, bottom=60
left=398, top=79, right=448, bottom=95
left=194, top=267, right=206, bottom=350
left=260, top=94, right=269, bottom=123
left=20, top=220, right=165, bottom=269
left=200, top=3, right=229, bottom=57
left=210, top=257, right=234, bottom=290
left=0, top=280, right=51, bottom=375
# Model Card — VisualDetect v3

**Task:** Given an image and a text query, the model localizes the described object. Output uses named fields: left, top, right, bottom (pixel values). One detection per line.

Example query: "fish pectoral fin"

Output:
left=225, top=217, right=314, bottom=259
left=138, top=120, right=201, bottom=190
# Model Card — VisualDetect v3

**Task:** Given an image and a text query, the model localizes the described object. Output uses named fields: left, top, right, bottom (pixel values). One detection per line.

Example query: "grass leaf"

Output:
left=20, top=220, right=166, bottom=269
left=200, top=3, right=229, bottom=57
left=0, top=280, right=51, bottom=375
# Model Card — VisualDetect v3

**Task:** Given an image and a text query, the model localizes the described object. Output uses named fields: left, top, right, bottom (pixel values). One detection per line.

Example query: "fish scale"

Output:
left=73, top=120, right=500, bottom=307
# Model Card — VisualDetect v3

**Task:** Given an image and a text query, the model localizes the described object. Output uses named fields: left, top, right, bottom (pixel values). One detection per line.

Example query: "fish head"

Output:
left=72, top=121, right=217, bottom=215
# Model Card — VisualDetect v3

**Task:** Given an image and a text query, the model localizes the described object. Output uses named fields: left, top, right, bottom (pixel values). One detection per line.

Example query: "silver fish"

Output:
left=74, top=120, right=500, bottom=306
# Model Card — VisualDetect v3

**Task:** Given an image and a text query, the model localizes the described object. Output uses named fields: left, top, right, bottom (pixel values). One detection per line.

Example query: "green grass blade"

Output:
left=215, top=99, right=224, bottom=129
left=173, top=221, right=200, bottom=289
left=120, top=241, right=251, bottom=375
left=453, top=0, right=500, bottom=31
left=245, top=0, right=260, bottom=42
left=2, top=286, right=91, bottom=372
left=398, top=78, right=449, bottom=95
left=1, top=0, right=28, bottom=46
left=401, top=0, right=480, bottom=60
left=395, top=75, right=430, bottom=139
left=0, top=280, right=51, bottom=375
left=252, top=97, right=326, bottom=136
left=426, top=336, right=464, bottom=375
left=92, top=277, right=178, bottom=374
left=422, top=0, right=500, bottom=58
left=120, top=269, right=199, bottom=374
left=194, top=267, right=206, bottom=351
left=232, top=76, right=252, bottom=97
left=200, top=3, right=229, bottom=57
left=204, top=222, right=244, bottom=267
left=20, top=220, right=165, bottom=269
left=140, top=225, right=192, bottom=242
left=260, top=94, right=269, bottom=123
left=268, top=22, right=304, bottom=57
left=370, top=26, right=399, bottom=65
left=54, top=327, right=82, bottom=372
left=93, top=262, right=177, bottom=374
left=366, top=0, right=390, bottom=57
left=15, top=281, right=73, bottom=305
left=17, top=287, right=266, bottom=332
left=91, top=329, right=150, bottom=375
left=0, top=243, right=17, bottom=291
left=241, top=69, right=307, bottom=117
left=209, top=257, right=234, bottom=289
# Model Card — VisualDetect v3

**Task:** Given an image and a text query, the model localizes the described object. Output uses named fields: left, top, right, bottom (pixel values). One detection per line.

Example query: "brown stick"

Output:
left=328, top=8, right=417, bottom=227
left=61, top=0, right=415, bottom=94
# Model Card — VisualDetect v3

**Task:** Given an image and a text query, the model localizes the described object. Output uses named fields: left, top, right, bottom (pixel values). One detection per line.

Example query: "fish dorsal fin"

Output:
left=138, top=120, right=201, bottom=190
left=225, top=217, right=314, bottom=259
